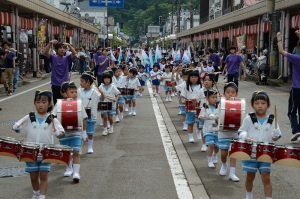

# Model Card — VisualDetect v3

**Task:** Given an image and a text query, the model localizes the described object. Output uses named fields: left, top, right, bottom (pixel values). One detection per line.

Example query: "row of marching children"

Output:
left=165, top=62, right=282, bottom=199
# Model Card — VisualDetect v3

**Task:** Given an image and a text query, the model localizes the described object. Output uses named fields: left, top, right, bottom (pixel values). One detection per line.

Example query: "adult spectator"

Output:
left=92, top=46, right=102, bottom=78
left=44, top=40, right=76, bottom=105
left=208, top=48, right=221, bottom=82
left=239, top=49, right=248, bottom=81
left=13, top=49, right=21, bottom=92
left=96, top=48, right=112, bottom=86
left=78, top=47, right=88, bottom=74
left=277, top=30, right=300, bottom=141
left=222, top=46, right=247, bottom=87
left=1, top=42, right=16, bottom=95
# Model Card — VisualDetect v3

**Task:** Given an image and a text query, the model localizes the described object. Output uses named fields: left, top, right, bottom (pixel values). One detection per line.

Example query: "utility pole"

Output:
left=144, top=19, right=146, bottom=36
left=171, top=0, right=174, bottom=34
left=190, top=0, right=193, bottom=28
left=177, top=0, right=181, bottom=33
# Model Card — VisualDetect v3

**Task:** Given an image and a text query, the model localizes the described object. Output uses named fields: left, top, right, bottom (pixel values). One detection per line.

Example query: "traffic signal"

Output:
left=159, top=16, right=162, bottom=25
left=120, top=22, right=123, bottom=29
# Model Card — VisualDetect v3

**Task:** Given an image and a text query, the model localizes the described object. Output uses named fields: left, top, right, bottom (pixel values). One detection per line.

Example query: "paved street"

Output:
left=0, top=74, right=299, bottom=199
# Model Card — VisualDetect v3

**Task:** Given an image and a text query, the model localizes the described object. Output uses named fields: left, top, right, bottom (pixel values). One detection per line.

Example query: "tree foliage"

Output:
left=108, top=0, right=197, bottom=38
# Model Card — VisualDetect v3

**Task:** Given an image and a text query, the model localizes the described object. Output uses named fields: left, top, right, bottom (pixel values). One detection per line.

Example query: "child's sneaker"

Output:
left=120, top=113, right=123, bottom=120
left=102, top=129, right=108, bottom=136
left=171, top=92, right=175, bottom=97
left=108, top=127, right=113, bottom=134
left=73, top=173, right=80, bottom=183
left=115, top=116, right=120, bottom=123
left=63, top=167, right=73, bottom=177
left=201, top=145, right=207, bottom=152
left=168, top=97, right=172, bottom=102
left=165, top=97, right=169, bottom=102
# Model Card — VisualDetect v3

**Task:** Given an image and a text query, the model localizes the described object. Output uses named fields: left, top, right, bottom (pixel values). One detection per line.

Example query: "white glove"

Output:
left=239, top=131, right=247, bottom=140
left=81, top=130, right=87, bottom=141
left=272, top=129, right=280, bottom=138
left=208, top=114, right=216, bottom=120
left=51, top=129, right=60, bottom=136
left=12, top=122, right=20, bottom=130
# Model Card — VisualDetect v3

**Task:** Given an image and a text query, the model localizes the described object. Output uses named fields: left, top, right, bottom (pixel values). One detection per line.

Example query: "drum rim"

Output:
left=43, top=144, right=73, bottom=151
left=257, top=142, right=275, bottom=146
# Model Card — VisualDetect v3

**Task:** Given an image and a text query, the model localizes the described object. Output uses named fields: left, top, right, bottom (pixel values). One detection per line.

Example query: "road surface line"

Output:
left=147, top=81, right=194, bottom=199
left=0, top=81, right=50, bottom=102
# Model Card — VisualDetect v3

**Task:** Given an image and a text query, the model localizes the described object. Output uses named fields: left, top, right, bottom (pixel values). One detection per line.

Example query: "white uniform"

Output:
left=126, top=77, right=141, bottom=89
left=180, top=84, right=205, bottom=100
left=162, top=72, right=172, bottom=86
left=200, top=106, right=219, bottom=135
left=98, top=84, right=120, bottom=108
left=207, top=66, right=215, bottom=73
left=77, top=88, right=101, bottom=121
left=112, top=76, right=127, bottom=88
left=150, top=70, right=162, bottom=80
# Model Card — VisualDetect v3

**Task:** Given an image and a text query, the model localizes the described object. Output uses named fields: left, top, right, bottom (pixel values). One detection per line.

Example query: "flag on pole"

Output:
left=182, top=50, right=190, bottom=64
left=149, top=49, right=154, bottom=68
left=154, top=45, right=161, bottom=63
left=187, top=45, right=191, bottom=60
left=175, top=50, right=181, bottom=62
left=142, top=50, right=150, bottom=65
left=118, top=47, right=123, bottom=64
left=110, top=50, right=116, bottom=61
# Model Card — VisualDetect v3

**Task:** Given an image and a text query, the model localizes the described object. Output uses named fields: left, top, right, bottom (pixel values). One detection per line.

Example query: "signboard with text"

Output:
left=89, top=0, right=124, bottom=8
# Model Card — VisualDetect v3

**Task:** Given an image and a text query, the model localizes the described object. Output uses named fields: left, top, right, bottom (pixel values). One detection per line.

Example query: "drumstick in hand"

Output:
left=245, top=137, right=257, bottom=142
left=50, top=111, right=56, bottom=132
left=274, top=105, right=277, bottom=129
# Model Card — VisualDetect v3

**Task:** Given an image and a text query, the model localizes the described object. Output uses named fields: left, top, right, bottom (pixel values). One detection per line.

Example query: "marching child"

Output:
left=126, top=68, right=141, bottom=115
left=199, top=89, right=219, bottom=168
left=175, top=67, right=188, bottom=130
left=112, top=66, right=127, bottom=122
left=238, top=91, right=281, bottom=199
left=207, top=61, right=215, bottom=73
left=78, top=73, right=101, bottom=153
left=218, top=82, right=240, bottom=181
left=12, top=91, right=64, bottom=199
left=121, top=64, right=130, bottom=111
left=180, top=69, right=205, bottom=143
left=150, top=63, right=161, bottom=97
left=53, top=82, right=88, bottom=182
left=98, top=71, right=120, bottom=135
left=137, top=65, right=147, bottom=96
left=161, top=65, right=173, bottom=102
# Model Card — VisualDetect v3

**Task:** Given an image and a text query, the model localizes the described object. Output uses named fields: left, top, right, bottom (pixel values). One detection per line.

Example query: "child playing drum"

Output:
left=161, top=65, right=173, bottom=102
left=180, top=69, right=205, bottom=143
left=125, top=68, right=141, bottom=116
left=53, top=81, right=88, bottom=182
left=98, top=70, right=120, bottom=135
left=150, top=63, right=161, bottom=97
left=12, top=91, right=64, bottom=199
left=238, top=91, right=281, bottom=199
left=112, top=66, right=127, bottom=123
left=121, top=65, right=129, bottom=112
left=218, top=82, right=240, bottom=181
left=199, top=89, right=219, bottom=168
left=78, top=73, right=101, bottom=154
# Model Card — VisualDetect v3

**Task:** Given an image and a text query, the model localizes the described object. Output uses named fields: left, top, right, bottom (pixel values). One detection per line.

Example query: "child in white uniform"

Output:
left=199, top=89, right=219, bottom=168
left=98, top=71, right=120, bottom=135
left=150, top=63, right=161, bottom=97
left=161, top=65, right=173, bottom=102
left=126, top=68, right=141, bottom=115
left=78, top=73, right=101, bottom=153
left=238, top=91, right=281, bottom=199
left=13, top=91, right=64, bottom=199
left=137, top=65, right=147, bottom=96
left=180, top=69, right=205, bottom=143
left=175, top=68, right=188, bottom=130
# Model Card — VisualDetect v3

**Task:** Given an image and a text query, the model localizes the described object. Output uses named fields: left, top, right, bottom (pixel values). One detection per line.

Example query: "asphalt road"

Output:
left=0, top=74, right=299, bottom=199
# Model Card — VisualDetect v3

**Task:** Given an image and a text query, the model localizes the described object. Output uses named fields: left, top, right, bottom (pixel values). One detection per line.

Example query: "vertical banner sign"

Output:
left=246, top=35, right=256, bottom=54
left=94, top=34, right=98, bottom=46
left=62, top=26, right=66, bottom=43
left=19, top=30, right=29, bottom=71
left=38, top=19, right=47, bottom=53
left=236, top=35, right=245, bottom=53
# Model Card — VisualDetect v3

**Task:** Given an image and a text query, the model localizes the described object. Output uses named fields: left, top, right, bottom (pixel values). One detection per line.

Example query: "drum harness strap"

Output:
left=249, top=113, right=274, bottom=141
left=29, top=112, right=52, bottom=145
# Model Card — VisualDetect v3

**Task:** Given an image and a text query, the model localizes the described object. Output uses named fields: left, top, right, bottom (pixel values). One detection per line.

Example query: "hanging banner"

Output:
left=236, top=34, right=245, bottom=53
left=37, top=19, right=47, bottom=53
left=246, top=34, right=256, bottom=54
left=62, top=26, right=66, bottom=43
left=19, top=29, right=28, bottom=71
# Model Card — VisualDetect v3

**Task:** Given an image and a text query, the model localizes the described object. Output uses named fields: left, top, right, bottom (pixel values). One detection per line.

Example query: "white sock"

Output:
left=183, top=122, right=186, bottom=126
left=68, top=159, right=73, bottom=168
left=188, top=133, right=193, bottom=139
left=229, top=167, right=235, bottom=175
left=33, top=190, right=40, bottom=195
left=110, top=125, right=113, bottom=129
left=265, top=197, right=272, bottom=199
left=88, top=139, right=93, bottom=148
left=133, top=107, right=136, bottom=111
left=73, top=164, right=80, bottom=174
left=104, top=127, right=107, bottom=131
left=246, top=192, right=253, bottom=198
left=213, top=153, right=217, bottom=158
left=207, top=156, right=212, bottom=163
left=38, top=195, right=46, bottom=199
left=222, top=163, right=227, bottom=167
left=130, top=107, right=133, bottom=112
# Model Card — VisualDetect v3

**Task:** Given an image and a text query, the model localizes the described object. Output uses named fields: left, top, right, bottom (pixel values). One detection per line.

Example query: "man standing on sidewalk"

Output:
left=277, top=30, right=300, bottom=141
left=1, top=42, right=16, bottom=95
left=208, top=48, right=221, bottom=82
left=44, top=40, right=76, bottom=105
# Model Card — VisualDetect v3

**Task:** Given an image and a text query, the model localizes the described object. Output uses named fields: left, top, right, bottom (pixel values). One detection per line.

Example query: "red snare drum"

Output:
left=85, top=107, right=91, bottom=120
left=118, top=88, right=126, bottom=97
left=19, top=142, right=40, bottom=163
left=42, top=144, right=73, bottom=165
left=195, top=102, right=201, bottom=118
left=218, top=98, right=246, bottom=131
left=256, top=142, right=276, bottom=163
left=229, top=140, right=252, bottom=160
left=56, top=99, right=83, bottom=130
left=0, top=137, right=22, bottom=159
left=126, top=88, right=135, bottom=97
left=98, top=102, right=113, bottom=112
left=273, top=146, right=300, bottom=168
left=166, top=81, right=176, bottom=87
left=185, top=100, right=200, bottom=112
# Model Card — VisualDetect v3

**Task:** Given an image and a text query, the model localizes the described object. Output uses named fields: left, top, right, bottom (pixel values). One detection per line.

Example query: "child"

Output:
left=180, top=69, right=205, bottom=143
left=218, top=82, right=240, bottom=181
left=126, top=68, right=141, bottom=115
left=199, top=89, right=219, bottom=168
left=207, top=61, right=215, bottom=74
left=238, top=91, right=281, bottom=199
left=175, top=68, right=188, bottom=131
left=121, top=64, right=129, bottom=112
left=137, top=65, right=146, bottom=97
left=161, top=65, right=173, bottom=102
left=150, top=63, right=161, bottom=97
left=53, top=81, right=88, bottom=182
left=78, top=73, right=101, bottom=153
left=12, top=90, right=64, bottom=199
left=98, top=71, right=120, bottom=135
left=112, top=66, right=127, bottom=122
left=159, top=58, right=166, bottom=71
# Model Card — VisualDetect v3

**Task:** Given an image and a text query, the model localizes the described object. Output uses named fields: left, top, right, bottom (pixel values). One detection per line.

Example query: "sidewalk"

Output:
left=0, top=71, right=51, bottom=93
left=246, top=74, right=292, bottom=92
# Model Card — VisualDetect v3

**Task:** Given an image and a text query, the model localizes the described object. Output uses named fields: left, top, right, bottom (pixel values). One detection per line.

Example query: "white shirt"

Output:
left=99, top=84, right=120, bottom=108
left=77, top=88, right=101, bottom=120
left=126, top=77, right=141, bottom=89
left=112, top=76, right=127, bottom=88
left=180, top=84, right=204, bottom=100
left=159, top=63, right=165, bottom=71
left=200, top=106, right=219, bottom=134
left=162, top=72, right=172, bottom=86
left=150, top=70, right=162, bottom=80
left=207, top=66, right=215, bottom=73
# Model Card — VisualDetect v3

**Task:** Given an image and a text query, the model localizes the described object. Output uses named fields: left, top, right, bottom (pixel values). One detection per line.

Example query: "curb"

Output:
left=246, top=75, right=281, bottom=87
left=0, top=73, right=51, bottom=93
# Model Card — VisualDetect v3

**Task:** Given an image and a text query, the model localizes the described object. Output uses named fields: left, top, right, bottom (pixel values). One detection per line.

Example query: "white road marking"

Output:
left=147, top=81, right=193, bottom=199
left=0, top=81, right=50, bottom=102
